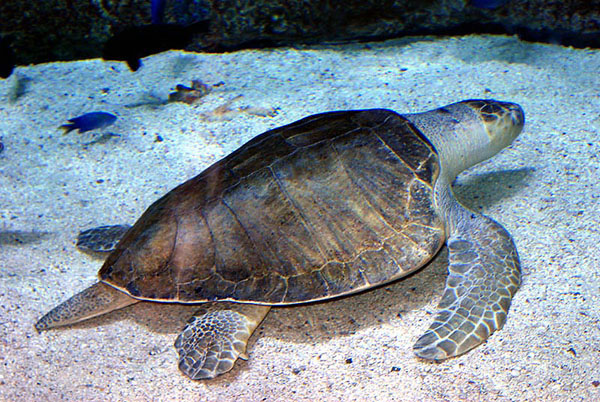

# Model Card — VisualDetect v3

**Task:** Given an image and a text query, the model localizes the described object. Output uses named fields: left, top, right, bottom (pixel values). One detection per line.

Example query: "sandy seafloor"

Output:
left=0, top=34, right=599, bottom=401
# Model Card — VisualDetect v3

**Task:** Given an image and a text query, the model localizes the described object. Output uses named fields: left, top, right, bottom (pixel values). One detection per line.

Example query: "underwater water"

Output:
left=0, top=31, right=599, bottom=400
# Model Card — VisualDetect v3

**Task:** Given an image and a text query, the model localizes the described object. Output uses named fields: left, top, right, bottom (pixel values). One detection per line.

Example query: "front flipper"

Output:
left=174, top=303, right=271, bottom=380
left=413, top=205, right=521, bottom=360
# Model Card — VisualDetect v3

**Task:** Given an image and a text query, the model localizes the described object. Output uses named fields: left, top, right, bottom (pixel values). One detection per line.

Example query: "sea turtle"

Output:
left=36, top=99, right=524, bottom=380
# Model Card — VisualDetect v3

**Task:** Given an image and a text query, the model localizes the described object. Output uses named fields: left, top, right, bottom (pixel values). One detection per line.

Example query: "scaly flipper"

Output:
left=175, top=303, right=271, bottom=380
left=76, top=224, right=131, bottom=253
left=413, top=194, right=521, bottom=360
left=35, top=282, right=138, bottom=331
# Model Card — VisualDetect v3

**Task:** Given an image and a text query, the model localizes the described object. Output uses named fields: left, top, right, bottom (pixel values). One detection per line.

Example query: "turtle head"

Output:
left=465, top=99, right=525, bottom=154
left=405, top=99, right=524, bottom=179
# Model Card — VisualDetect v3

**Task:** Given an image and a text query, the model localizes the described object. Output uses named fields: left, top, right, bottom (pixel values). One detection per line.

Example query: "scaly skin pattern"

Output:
left=175, top=304, right=271, bottom=380
left=412, top=184, right=521, bottom=360
left=35, top=282, right=136, bottom=331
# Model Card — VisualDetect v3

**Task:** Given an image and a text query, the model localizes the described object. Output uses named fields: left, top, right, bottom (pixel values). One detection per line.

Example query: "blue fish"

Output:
left=469, top=0, right=508, bottom=9
left=151, top=0, right=166, bottom=24
left=61, top=112, right=117, bottom=134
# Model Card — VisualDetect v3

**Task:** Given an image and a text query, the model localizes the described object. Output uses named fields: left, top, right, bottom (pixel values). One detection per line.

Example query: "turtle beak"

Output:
left=502, top=101, right=525, bottom=132
left=499, top=101, right=525, bottom=145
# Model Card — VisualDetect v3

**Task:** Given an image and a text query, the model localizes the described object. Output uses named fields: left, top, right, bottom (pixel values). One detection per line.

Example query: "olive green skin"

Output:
left=101, top=109, right=445, bottom=304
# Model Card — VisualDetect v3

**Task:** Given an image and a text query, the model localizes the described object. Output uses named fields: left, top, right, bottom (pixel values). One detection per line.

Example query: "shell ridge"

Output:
left=332, top=133, right=397, bottom=243
left=379, top=242, right=404, bottom=273
left=266, top=164, right=330, bottom=262
left=282, top=112, right=348, bottom=142
left=199, top=207, right=218, bottom=278
left=226, top=178, right=290, bottom=274
left=219, top=197, right=270, bottom=271
left=329, top=132, right=398, bottom=240
left=371, top=130, right=416, bottom=178
left=172, top=216, right=182, bottom=300
left=316, top=141, right=373, bottom=254
left=352, top=111, right=395, bottom=132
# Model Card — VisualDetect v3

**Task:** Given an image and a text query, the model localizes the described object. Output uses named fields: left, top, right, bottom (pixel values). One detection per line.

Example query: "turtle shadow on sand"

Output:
left=260, top=248, right=449, bottom=345
left=0, top=229, right=52, bottom=247
left=64, top=167, right=531, bottom=353
left=454, top=167, right=534, bottom=210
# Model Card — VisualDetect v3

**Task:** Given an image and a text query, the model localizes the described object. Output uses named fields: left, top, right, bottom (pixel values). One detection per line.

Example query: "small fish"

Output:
left=151, top=0, right=166, bottom=24
left=469, top=0, right=508, bottom=9
left=60, top=112, right=117, bottom=134
left=102, top=21, right=210, bottom=72
left=0, top=38, right=16, bottom=79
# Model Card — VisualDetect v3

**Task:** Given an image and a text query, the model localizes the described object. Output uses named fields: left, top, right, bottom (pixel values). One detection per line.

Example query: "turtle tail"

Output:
left=35, top=282, right=138, bottom=332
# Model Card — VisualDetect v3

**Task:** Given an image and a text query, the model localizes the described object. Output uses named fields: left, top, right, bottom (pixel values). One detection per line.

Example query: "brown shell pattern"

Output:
left=100, top=109, right=444, bottom=304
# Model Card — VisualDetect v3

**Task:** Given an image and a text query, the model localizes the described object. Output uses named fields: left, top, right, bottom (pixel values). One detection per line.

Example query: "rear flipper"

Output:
left=35, top=282, right=138, bottom=331
left=175, top=303, right=271, bottom=380
left=413, top=210, right=520, bottom=360
left=76, top=224, right=131, bottom=253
